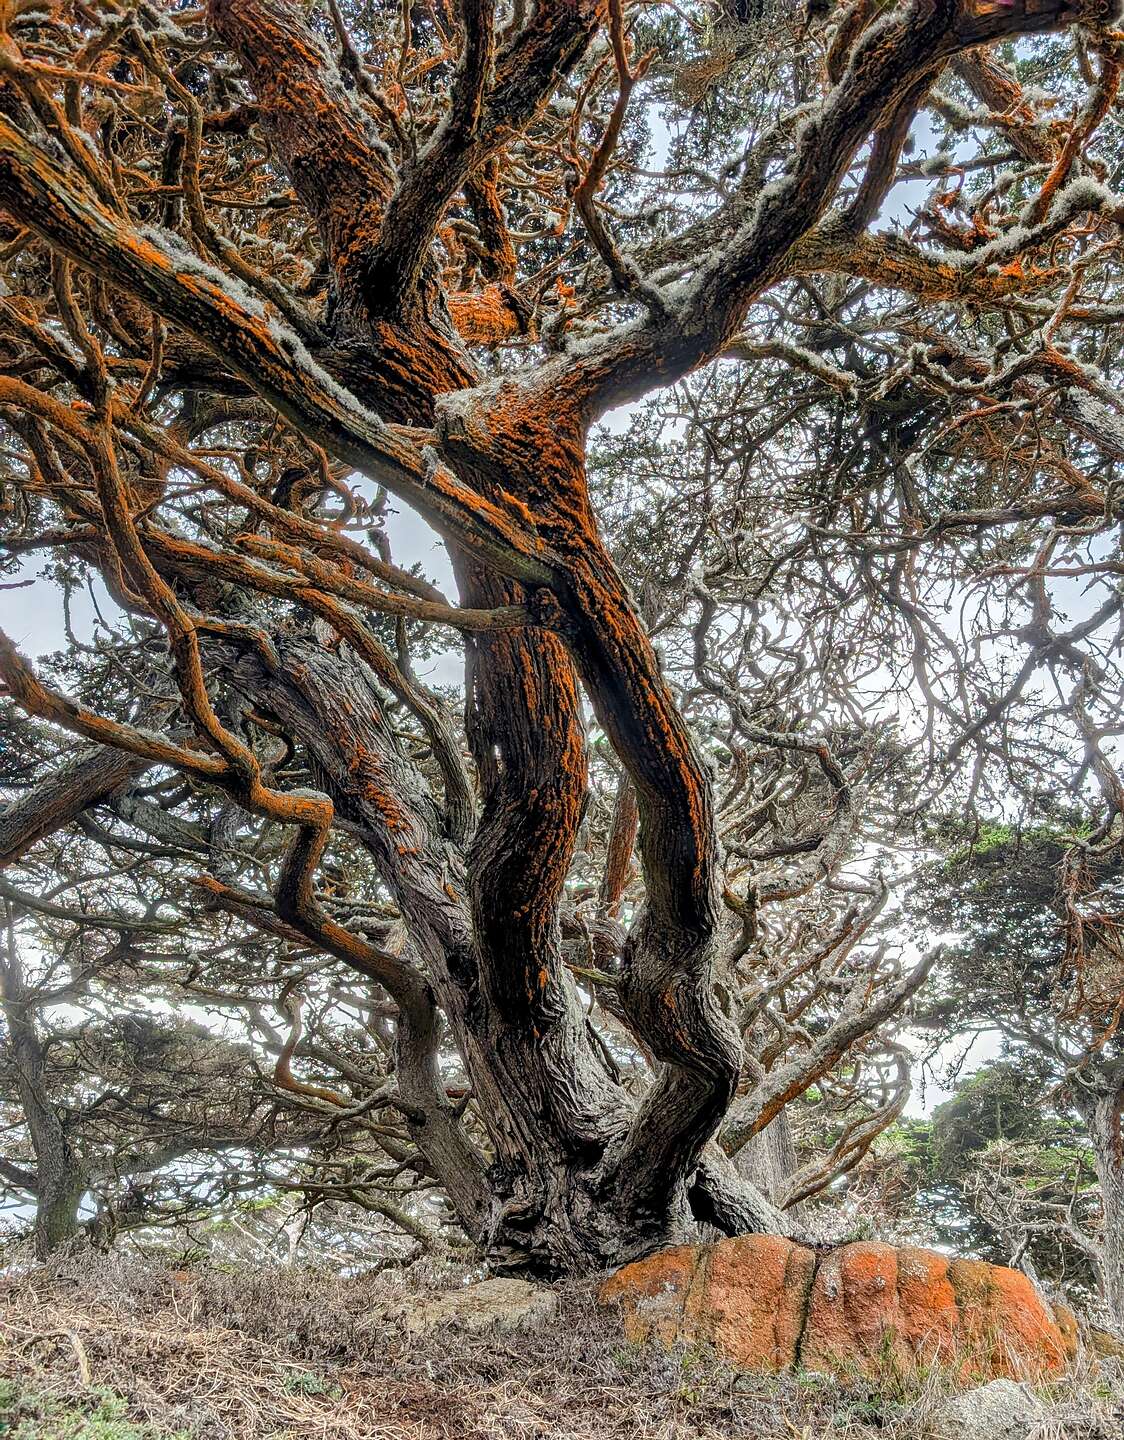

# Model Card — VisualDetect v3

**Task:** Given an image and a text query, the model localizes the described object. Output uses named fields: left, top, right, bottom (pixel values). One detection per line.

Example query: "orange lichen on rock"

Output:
left=599, top=1243, right=701, bottom=1347
left=947, top=1257, right=1069, bottom=1379
left=684, top=1233, right=816, bottom=1372
left=799, top=1241, right=913, bottom=1377
left=600, top=1237, right=1076, bottom=1385
left=894, top=1246, right=960, bottom=1364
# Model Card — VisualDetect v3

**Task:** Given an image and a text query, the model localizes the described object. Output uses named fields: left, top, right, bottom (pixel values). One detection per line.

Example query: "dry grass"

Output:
left=1, top=1252, right=1122, bottom=1440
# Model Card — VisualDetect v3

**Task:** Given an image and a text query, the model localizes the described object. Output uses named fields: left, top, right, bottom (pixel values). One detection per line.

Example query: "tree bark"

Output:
left=736, top=1111, right=801, bottom=1211
left=0, top=746, right=149, bottom=865
left=1082, top=1068, right=1124, bottom=1327
left=226, top=628, right=658, bottom=1272
left=0, top=937, right=88, bottom=1257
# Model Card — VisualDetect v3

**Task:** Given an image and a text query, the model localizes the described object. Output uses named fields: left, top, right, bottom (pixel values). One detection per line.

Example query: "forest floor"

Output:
left=1, top=1252, right=1122, bottom=1440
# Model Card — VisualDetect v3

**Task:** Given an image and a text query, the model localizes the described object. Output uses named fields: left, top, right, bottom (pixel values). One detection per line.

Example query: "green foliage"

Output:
left=908, top=813, right=1121, bottom=1050
left=0, top=1380, right=186, bottom=1440
left=939, top=816, right=1094, bottom=867
left=280, top=1370, right=342, bottom=1399
left=929, top=1060, right=1061, bottom=1178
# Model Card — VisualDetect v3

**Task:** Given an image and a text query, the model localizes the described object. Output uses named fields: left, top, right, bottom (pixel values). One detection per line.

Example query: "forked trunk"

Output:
left=0, top=950, right=88, bottom=1257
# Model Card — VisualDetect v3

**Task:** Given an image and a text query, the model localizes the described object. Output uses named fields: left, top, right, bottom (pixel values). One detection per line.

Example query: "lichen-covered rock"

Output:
left=600, top=1243, right=698, bottom=1348
left=600, top=1236, right=819, bottom=1375
left=946, top=1257, right=1068, bottom=1378
left=600, top=1237, right=1072, bottom=1383
left=896, top=1246, right=961, bottom=1361
left=382, top=1276, right=558, bottom=1336
left=684, top=1232, right=816, bottom=1372
left=800, top=1241, right=912, bottom=1375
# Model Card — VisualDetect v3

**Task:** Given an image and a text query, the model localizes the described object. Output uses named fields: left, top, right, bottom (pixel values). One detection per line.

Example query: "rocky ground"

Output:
left=0, top=1252, right=1121, bottom=1440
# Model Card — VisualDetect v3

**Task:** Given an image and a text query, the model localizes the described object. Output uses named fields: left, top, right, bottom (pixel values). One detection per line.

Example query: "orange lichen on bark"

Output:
left=448, top=285, right=533, bottom=345
left=790, top=226, right=1060, bottom=306
left=205, top=0, right=392, bottom=278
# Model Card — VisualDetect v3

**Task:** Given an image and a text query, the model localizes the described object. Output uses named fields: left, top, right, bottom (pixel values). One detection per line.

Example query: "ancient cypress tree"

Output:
left=1, top=0, right=1123, bottom=1275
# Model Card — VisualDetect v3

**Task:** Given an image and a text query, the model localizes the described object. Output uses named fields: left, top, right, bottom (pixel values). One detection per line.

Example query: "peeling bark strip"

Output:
left=601, top=1236, right=1077, bottom=1381
left=0, top=0, right=1119, bottom=1275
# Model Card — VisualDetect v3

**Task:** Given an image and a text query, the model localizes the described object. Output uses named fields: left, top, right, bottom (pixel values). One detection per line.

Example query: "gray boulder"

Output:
left=933, top=1379, right=1047, bottom=1440
left=379, top=1276, right=558, bottom=1336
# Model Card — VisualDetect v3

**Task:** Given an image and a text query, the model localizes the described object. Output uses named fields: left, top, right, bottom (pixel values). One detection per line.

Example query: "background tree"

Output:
left=877, top=1065, right=1102, bottom=1297
left=0, top=886, right=464, bottom=1259
left=909, top=823, right=1124, bottom=1321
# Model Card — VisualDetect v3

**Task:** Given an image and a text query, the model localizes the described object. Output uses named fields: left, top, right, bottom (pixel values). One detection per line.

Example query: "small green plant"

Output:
left=610, top=1344, right=641, bottom=1370
left=671, top=1342, right=724, bottom=1405
left=280, top=1370, right=342, bottom=1399
left=841, top=1215, right=878, bottom=1243
left=0, top=1380, right=187, bottom=1440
